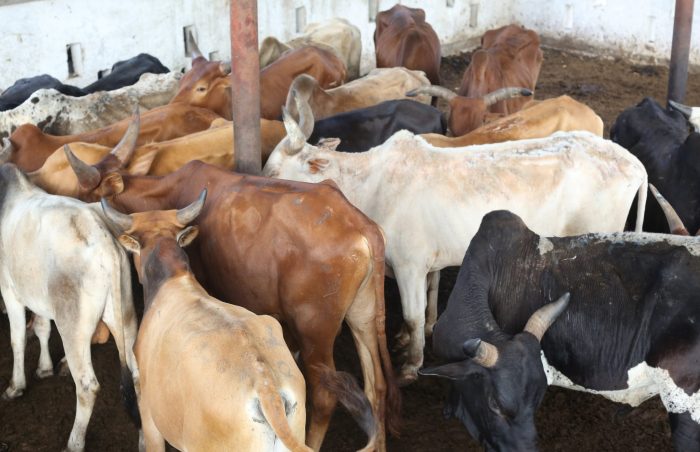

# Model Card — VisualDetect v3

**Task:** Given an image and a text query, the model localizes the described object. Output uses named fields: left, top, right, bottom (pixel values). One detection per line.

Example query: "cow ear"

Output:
left=419, top=360, right=473, bottom=381
left=126, top=149, right=158, bottom=176
left=176, top=226, right=199, bottom=248
left=308, top=158, right=329, bottom=174
left=118, top=234, right=141, bottom=254
left=101, top=173, right=125, bottom=195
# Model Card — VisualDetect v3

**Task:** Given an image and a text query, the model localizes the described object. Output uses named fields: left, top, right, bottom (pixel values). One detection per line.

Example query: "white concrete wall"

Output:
left=0, top=0, right=697, bottom=89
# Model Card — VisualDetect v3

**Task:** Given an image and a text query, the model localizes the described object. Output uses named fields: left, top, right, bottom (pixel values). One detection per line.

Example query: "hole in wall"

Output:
left=447, top=0, right=455, bottom=7
left=66, top=43, right=82, bottom=78
left=565, top=4, right=574, bottom=30
left=369, top=0, right=379, bottom=22
left=295, top=6, right=307, bottom=33
left=469, top=3, right=479, bottom=28
left=183, top=25, right=197, bottom=57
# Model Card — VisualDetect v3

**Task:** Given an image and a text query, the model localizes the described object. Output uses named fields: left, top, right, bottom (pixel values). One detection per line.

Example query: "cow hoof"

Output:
left=35, top=367, right=54, bottom=379
left=2, top=386, right=24, bottom=400
left=397, top=367, right=419, bottom=387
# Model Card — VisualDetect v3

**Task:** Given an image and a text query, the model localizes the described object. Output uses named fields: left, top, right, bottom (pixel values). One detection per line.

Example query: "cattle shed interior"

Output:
left=4, top=1, right=700, bottom=452
left=0, top=0, right=699, bottom=88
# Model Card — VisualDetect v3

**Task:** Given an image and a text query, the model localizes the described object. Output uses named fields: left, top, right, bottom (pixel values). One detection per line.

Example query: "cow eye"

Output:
left=196, top=86, right=207, bottom=92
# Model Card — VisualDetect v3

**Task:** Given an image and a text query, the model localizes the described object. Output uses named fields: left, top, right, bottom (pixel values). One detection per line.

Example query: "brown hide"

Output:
left=458, top=24, right=543, bottom=114
left=260, top=46, right=347, bottom=119
left=169, top=57, right=233, bottom=120
left=8, top=104, right=221, bottom=172
left=422, top=96, right=604, bottom=147
left=374, top=4, right=441, bottom=85
left=70, top=160, right=398, bottom=451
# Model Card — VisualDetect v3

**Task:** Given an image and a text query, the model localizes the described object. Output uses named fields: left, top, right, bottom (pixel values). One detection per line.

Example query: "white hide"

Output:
left=0, top=168, right=138, bottom=452
left=541, top=353, right=700, bottom=423
left=0, top=71, right=180, bottom=137
left=264, top=130, right=648, bottom=380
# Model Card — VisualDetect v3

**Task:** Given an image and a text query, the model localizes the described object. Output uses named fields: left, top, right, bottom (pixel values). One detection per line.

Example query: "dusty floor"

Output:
left=3, top=48, right=700, bottom=451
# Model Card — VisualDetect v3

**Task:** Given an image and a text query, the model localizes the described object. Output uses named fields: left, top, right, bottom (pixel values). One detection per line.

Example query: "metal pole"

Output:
left=230, top=0, right=262, bottom=175
left=668, top=0, right=694, bottom=106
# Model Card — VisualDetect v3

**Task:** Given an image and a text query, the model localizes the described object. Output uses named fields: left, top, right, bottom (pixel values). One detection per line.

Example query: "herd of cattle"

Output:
left=2, top=4, right=700, bottom=451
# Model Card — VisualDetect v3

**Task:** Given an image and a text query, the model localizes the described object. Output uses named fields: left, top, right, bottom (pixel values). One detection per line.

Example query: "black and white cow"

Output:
left=0, top=164, right=139, bottom=451
left=611, top=97, right=700, bottom=234
left=423, top=202, right=700, bottom=451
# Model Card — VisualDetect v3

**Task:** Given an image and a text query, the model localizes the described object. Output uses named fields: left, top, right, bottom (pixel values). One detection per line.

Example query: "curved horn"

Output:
left=64, top=144, right=101, bottom=190
left=649, top=184, right=689, bottom=235
left=110, top=106, right=140, bottom=166
left=483, top=87, right=533, bottom=107
left=0, top=138, right=14, bottom=164
left=524, top=293, right=570, bottom=341
left=406, top=85, right=457, bottom=101
left=100, top=198, right=133, bottom=232
left=282, top=106, right=307, bottom=155
left=292, top=88, right=314, bottom=139
left=176, top=188, right=207, bottom=225
left=669, top=99, right=693, bottom=118
left=462, top=338, right=499, bottom=368
left=186, top=29, right=204, bottom=59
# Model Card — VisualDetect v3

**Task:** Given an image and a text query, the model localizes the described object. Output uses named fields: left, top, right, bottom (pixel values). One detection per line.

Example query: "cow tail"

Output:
left=255, top=375, right=312, bottom=452
left=369, top=227, right=402, bottom=437
left=635, top=175, right=648, bottom=233
left=111, top=247, right=141, bottom=427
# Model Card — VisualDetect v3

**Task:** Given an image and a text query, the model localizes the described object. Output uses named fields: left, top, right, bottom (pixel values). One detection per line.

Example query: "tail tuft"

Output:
left=318, top=367, right=377, bottom=441
left=120, top=366, right=141, bottom=428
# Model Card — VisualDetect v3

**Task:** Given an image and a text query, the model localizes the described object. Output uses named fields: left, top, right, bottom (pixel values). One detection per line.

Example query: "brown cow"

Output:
left=260, top=46, right=347, bottom=119
left=459, top=24, right=543, bottom=115
left=374, top=4, right=441, bottom=86
left=5, top=104, right=221, bottom=172
left=62, top=152, right=399, bottom=450
left=422, top=95, right=604, bottom=147
left=407, top=85, right=532, bottom=136
left=168, top=56, right=232, bottom=120
left=99, top=192, right=312, bottom=451
left=286, top=68, right=431, bottom=122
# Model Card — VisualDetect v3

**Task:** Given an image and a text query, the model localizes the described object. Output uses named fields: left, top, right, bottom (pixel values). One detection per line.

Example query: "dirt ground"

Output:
left=3, top=48, right=700, bottom=451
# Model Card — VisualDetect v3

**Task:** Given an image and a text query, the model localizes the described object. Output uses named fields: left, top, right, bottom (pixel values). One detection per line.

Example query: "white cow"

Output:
left=263, top=94, right=648, bottom=383
left=0, top=164, right=138, bottom=452
left=0, top=71, right=180, bottom=138
left=260, top=18, right=362, bottom=79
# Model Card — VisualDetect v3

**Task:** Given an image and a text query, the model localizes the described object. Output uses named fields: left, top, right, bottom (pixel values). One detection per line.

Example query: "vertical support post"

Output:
left=231, top=0, right=261, bottom=175
left=668, top=0, right=694, bottom=106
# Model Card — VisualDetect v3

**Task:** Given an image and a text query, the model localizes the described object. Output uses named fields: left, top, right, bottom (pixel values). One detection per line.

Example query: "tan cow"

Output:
left=285, top=68, right=431, bottom=121
left=260, top=18, right=362, bottom=79
left=422, top=95, right=604, bottom=147
left=100, top=192, right=311, bottom=451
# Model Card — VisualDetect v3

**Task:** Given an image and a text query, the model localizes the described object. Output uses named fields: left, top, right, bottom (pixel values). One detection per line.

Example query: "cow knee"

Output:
left=77, top=375, right=100, bottom=404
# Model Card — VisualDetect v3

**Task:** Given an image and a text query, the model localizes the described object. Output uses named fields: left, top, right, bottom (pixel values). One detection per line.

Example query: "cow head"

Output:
left=263, top=89, right=340, bottom=181
left=101, top=189, right=206, bottom=285
left=171, top=57, right=232, bottom=120
left=407, top=85, right=532, bottom=136
left=421, top=293, right=569, bottom=451
left=669, top=100, right=700, bottom=133
left=63, top=110, right=144, bottom=201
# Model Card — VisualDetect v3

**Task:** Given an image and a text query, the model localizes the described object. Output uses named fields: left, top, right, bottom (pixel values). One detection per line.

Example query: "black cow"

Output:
left=611, top=97, right=700, bottom=234
left=0, top=53, right=169, bottom=112
left=308, top=99, right=446, bottom=152
left=422, top=207, right=700, bottom=451
left=82, top=53, right=169, bottom=93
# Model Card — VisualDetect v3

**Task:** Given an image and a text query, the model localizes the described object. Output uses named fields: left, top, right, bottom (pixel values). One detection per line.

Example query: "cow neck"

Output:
left=332, top=149, right=377, bottom=206
left=141, top=239, right=192, bottom=312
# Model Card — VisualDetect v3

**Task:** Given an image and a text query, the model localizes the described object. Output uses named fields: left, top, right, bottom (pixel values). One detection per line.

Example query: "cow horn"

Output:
left=186, top=29, right=204, bottom=60
left=64, top=144, right=101, bottom=190
left=110, top=106, right=140, bottom=166
left=483, top=87, right=533, bottom=107
left=0, top=138, right=14, bottom=164
left=462, top=338, right=499, bottom=368
left=649, top=184, right=689, bottom=235
left=220, top=61, right=232, bottom=75
left=292, top=89, right=314, bottom=139
left=282, top=106, right=307, bottom=155
left=100, top=198, right=133, bottom=232
left=524, top=293, right=570, bottom=341
left=176, top=188, right=207, bottom=225
left=406, top=86, right=457, bottom=101
left=669, top=99, right=693, bottom=118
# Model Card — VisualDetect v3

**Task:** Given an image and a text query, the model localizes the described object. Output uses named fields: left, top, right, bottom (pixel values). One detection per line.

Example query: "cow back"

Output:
left=83, top=53, right=169, bottom=94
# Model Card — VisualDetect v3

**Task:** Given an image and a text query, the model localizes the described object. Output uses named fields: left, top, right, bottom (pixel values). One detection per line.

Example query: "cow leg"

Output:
left=33, top=315, right=54, bottom=379
left=670, top=412, right=700, bottom=451
left=140, top=404, right=165, bottom=452
left=425, top=271, right=440, bottom=337
left=56, top=319, right=100, bottom=452
left=300, top=333, right=338, bottom=451
left=2, top=295, right=27, bottom=400
left=395, top=268, right=427, bottom=385
left=101, top=296, right=140, bottom=390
